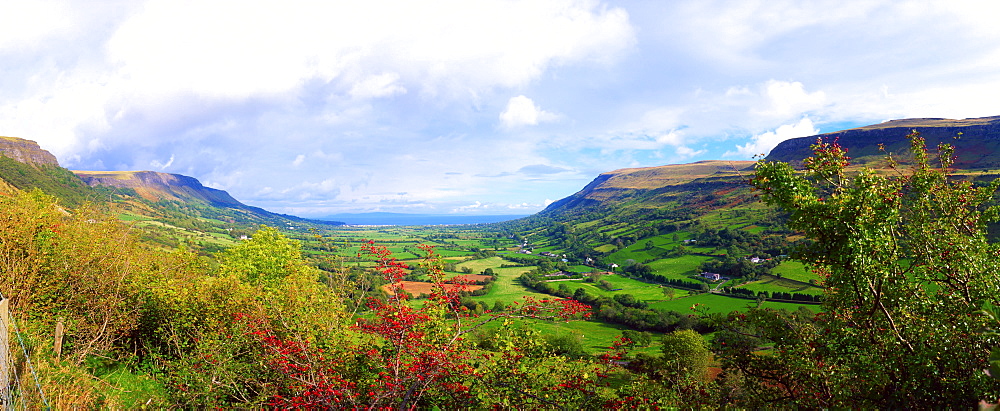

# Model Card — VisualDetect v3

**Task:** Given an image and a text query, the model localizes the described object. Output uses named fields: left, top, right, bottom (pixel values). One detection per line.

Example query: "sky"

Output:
left=3, top=0, right=1000, bottom=217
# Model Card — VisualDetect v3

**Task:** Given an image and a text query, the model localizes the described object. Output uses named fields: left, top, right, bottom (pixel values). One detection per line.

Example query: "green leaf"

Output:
left=989, top=348, right=1000, bottom=380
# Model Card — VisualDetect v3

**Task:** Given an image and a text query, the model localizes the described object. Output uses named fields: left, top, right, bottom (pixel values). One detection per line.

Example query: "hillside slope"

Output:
left=0, top=136, right=342, bottom=252
left=493, top=115, right=1000, bottom=324
left=502, top=160, right=765, bottom=263
left=542, top=160, right=755, bottom=214
left=0, top=137, right=100, bottom=207
left=74, top=170, right=246, bottom=207
left=767, top=115, right=1000, bottom=168
left=516, top=115, right=1000, bottom=265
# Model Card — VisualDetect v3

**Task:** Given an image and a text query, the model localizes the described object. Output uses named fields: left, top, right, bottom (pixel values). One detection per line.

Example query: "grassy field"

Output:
left=646, top=254, right=715, bottom=279
left=739, top=275, right=823, bottom=295
left=465, top=317, right=662, bottom=355
left=435, top=248, right=476, bottom=257
left=469, top=264, right=552, bottom=305
left=649, top=292, right=820, bottom=313
left=602, top=274, right=683, bottom=300
left=548, top=276, right=694, bottom=303
left=770, top=260, right=818, bottom=283
left=457, top=256, right=506, bottom=274
left=305, top=224, right=822, bottom=347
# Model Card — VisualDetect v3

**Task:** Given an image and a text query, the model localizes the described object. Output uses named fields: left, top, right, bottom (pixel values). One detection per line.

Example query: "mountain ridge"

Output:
left=766, top=115, right=1000, bottom=168
left=542, top=115, right=1000, bottom=220
left=540, top=159, right=755, bottom=216
left=525, top=115, right=1000, bottom=261
left=0, top=136, right=344, bottom=236
left=73, top=170, right=246, bottom=208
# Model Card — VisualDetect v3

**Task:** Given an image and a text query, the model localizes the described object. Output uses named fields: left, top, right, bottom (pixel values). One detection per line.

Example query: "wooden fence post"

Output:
left=0, top=298, right=9, bottom=407
left=54, top=317, right=64, bottom=360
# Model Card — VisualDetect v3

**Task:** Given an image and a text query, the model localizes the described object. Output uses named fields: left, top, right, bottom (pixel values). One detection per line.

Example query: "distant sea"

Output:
left=316, top=212, right=528, bottom=226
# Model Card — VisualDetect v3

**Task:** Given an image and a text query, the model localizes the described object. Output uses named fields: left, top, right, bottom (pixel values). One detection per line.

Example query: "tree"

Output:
left=218, top=226, right=309, bottom=286
left=730, top=132, right=1000, bottom=407
left=621, top=329, right=652, bottom=347
left=659, top=329, right=712, bottom=383
left=240, top=241, right=676, bottom=409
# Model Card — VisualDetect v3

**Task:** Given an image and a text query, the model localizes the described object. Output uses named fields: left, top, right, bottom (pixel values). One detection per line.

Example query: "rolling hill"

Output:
left=509, top=115, right=1000, bottom=281
left=0, top=135, right=342, bottom=252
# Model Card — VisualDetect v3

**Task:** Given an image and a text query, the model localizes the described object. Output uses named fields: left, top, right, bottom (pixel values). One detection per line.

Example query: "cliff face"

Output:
left=73, top=170, right=245, bottom=207
left=766, top=116, right=1000, bottom=169
left=0, top=136, right=60, bottom=166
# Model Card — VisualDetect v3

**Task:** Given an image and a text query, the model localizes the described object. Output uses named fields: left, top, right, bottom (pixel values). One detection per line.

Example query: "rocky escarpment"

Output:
left=73, top=170, right=245, bottom=207
left=0, top=136, right=60, bottom=166
left=766, top=116, right=1000, bottom=169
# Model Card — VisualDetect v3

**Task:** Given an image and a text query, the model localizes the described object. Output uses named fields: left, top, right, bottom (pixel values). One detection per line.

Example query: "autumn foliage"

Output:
left=236, top=241, right=661, bottom=409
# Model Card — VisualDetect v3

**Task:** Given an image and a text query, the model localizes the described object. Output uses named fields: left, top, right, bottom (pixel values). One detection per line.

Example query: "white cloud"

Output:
left=675, top=146, right=706, bottom=159
left=104, top=0, right=635, bottom=100
left=756, top=80, right=826, bottom=117
left=0, top=0, right=634, bottom=162
left=730, top=117, right=819, bottom=158
left=295, top=178, right=341, bottom=198
left=657, top=0, right=884, bottom=66
left=150, top=154, right=174, bottom=170
left=655, top=130, right=684, bottom=146
left=201, top=170, right=244, bottom=191
left=7, top=0, right=1000, bottom=217
left=452, top=201, right=485, bottom=213
left=500, top=95, right=558, bottom=128
left=634, top=108, right=684, bottom=139
left=594, top=79, right=824, bottom=155
left=349, top=73, right=407, bottom=99
left=0, top=1, right=74, bottom=51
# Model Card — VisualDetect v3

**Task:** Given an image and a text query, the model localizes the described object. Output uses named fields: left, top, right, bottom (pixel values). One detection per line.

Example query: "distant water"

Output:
left=316, top=212, right=528, bottom=226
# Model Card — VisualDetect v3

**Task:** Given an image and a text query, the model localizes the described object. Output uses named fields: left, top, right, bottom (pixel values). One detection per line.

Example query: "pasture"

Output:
left=740, top=274, right=823, bottom=295
left=304, top=223, right=822, bottom=345
left=381, top=281, right=483, bottom=297
left=649, top=292, right=820, bottom=313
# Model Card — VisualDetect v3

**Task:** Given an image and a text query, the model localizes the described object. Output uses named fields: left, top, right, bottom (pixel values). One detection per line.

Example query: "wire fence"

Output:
left=1, top=294, right=50, bottom=411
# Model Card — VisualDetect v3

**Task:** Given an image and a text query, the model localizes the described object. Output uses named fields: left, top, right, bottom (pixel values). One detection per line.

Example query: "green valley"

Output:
left=2, top=115, right=1000, bottom=408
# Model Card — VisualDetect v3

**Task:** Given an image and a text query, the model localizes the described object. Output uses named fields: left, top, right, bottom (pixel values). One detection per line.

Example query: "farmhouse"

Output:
left=701, top=272, right=722, bottom=281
